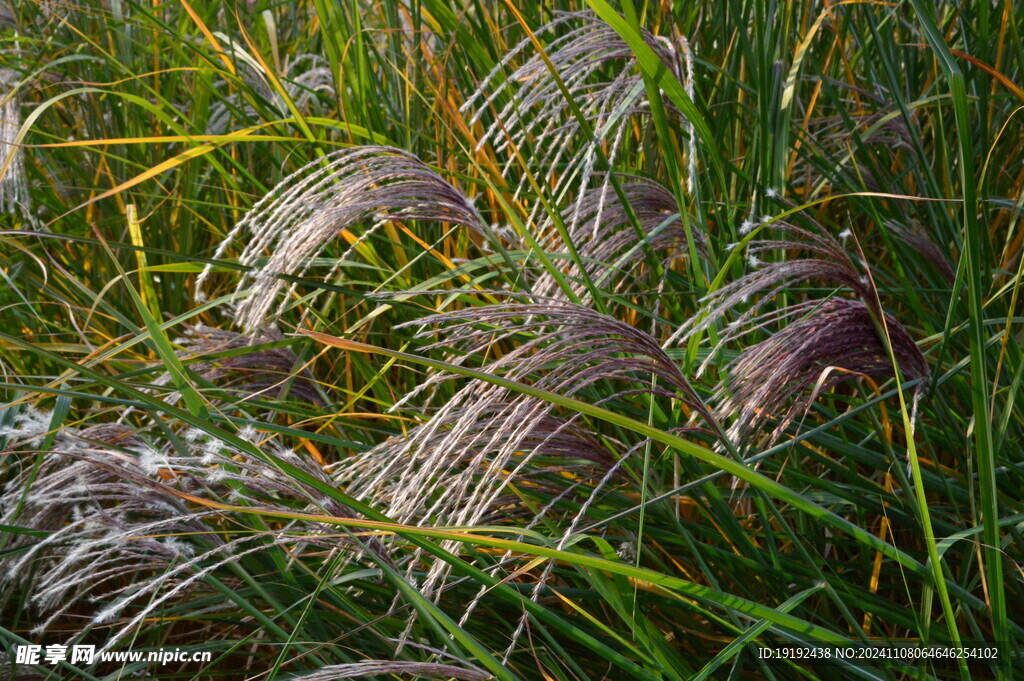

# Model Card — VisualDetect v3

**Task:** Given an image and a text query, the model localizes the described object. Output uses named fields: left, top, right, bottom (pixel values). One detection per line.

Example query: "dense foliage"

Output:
left=1, top=1, right=1022, bottom=679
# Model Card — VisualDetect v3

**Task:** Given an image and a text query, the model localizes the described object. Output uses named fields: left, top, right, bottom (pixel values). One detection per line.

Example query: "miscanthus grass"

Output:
left=0, top=68, right=28, bottom=218
left=1, top=2, right=1022, bottom=680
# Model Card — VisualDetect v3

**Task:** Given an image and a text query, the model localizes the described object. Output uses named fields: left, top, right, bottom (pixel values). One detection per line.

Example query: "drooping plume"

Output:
left=887, top=219, right=955, bottom=284
left=171, top=324, right=321, bottom=406
left=289, top=661, right=491, bottom=681
left=196, top=146, right=487, bottom=330
left=206, top=53, right=335, bottom=135
left=532, top=174, right=704, bottom=302
left=334, top=300, right=706, bottom=608
left=716, top=297, right=930, bottom=441
left=0, top=68, right=29, bottom=218
left=464, top=11, right=697, bottom=249
left=677, top=221, right=929, bottom=442
left=0, top=416, right=211, bottom=636
left=673, top=222, right=871, bottom=353
left=0, top=409, right=365, bottom=645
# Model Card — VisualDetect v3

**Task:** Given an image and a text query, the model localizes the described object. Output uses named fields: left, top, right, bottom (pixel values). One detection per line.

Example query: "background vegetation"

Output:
left=1, top=0, right=1022, bottom=679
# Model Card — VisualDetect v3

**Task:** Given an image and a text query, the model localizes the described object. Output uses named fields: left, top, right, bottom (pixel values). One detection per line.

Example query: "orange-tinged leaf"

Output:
left=49, top=141, right=225, bottom=226
left=180, top=0, right=236, bottom=75
left=302, top=330, right=377, bottom=353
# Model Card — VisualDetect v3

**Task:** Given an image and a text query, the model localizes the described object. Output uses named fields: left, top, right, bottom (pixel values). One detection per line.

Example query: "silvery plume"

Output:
left=677, top=221, right=930, bottom=443
left=166, top=324, right=321, bottom=406
left=289, top=661, right=490, bottom=681
left=335, top=300, right=708, bottom=619
left=532, top=174, right=704, bottom=304
left=0, top=409, right=366, bottom=649
left=0, top=67, right=29, bottom=218
left=716, top=297, right=930, bottom=442
left=0, top=417, right=213, bottom=638
left=85, top=425, right=382, bottom=653
left=205, top=53, right=335, bottom=135
left=463, top=10, right=697, bottom=239
left=196, top=145, right=487, bottom=330
left=90, top=423, right=399, bottom=653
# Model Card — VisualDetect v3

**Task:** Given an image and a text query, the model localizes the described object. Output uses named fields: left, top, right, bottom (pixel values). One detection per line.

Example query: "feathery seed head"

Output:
left=197, top=147, right=486, bottom=330
left=714, top=298, right=929, bottom=443
left=0, top=68, right=29, bottom=219
left=168, top=325, right=320, bottom=406
left=534, top=175, right=701, bottom=302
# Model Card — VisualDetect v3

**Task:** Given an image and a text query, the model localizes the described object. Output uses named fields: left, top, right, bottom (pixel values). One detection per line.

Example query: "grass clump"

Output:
left=1, top=1, right=1023, bottom=680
